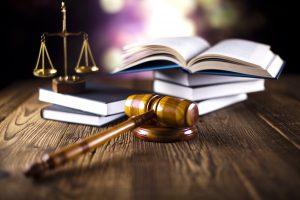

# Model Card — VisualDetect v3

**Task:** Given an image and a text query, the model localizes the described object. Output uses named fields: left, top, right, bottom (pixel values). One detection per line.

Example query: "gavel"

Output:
left=24, top=94, right=199, bottom=178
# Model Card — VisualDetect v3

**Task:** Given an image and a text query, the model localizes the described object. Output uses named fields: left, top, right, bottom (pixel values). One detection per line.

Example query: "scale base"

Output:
left=52, top=76, right=85, bottom=94
left=133, top=125, right=197, bottom=142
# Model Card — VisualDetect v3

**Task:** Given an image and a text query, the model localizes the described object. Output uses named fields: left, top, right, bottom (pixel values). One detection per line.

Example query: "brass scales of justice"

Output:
left=33, top=1, right=99, bottom=94
left=25, top=2, right=200, bottom=179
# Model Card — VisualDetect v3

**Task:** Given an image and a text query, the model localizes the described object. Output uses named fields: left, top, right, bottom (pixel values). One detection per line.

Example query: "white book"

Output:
left=154, top=79, right=264, bottom=101
left=198, top=94, right=247, bottom=115
left=39, top=83, right=144, bottom=116
left=154, top=68, right=257, bottom=87
left=41, top=94, right=246, bottom=126
left=41, top=105, right=125, bottom=126
left=113, top=37, right=284, bottom=79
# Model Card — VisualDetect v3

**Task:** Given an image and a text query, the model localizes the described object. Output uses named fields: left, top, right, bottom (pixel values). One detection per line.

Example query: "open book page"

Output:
left=111, top=36, right=211, bottom=73
left=122, top=46, right=183, bottom=66
left=122, top=48, right=170, bottom=65
left=187, top=59, right=273, bottom=77
left=124, top=37, right=210, bottom=64
left=189, top=39, right=274, bottom=69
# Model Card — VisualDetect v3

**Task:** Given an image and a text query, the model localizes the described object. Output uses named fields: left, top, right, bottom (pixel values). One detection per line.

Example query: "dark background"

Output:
left=1, top=0, right=298, bottom=89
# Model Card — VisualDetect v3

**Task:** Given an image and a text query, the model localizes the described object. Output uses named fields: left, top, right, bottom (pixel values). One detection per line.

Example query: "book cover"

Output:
left=39, top=82, right=147, bottom=116
left=41, top=105, right=126, bottom=126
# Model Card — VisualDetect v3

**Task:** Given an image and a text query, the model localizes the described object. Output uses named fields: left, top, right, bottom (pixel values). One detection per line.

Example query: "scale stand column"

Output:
left=52, top=1, right=86, bottom=94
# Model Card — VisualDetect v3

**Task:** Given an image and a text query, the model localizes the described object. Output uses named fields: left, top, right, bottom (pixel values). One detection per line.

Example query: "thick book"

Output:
left=113, top=37, right=284, bottom=78
left=39, top=83, right=144, bottom=116
left=154, top=79, right=264, bottom=101
left=41, top=105, right=125, bottom=126
left=198, top=94, right=247, bottom=115
left=154, top=68, right=258, bottom=87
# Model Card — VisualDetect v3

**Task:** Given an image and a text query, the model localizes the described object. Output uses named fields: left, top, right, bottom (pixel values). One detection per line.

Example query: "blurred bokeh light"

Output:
left=97, top=0, right=243, bottom=72
left=99, top=0, right=125, bottom=14
left=5, top=0, right=293, bottom=88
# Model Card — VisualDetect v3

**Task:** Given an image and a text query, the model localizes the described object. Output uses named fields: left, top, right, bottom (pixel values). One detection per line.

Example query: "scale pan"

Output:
left=75, top=65, right=99, bottom=73
left=33, top=68, right=57, bottom=78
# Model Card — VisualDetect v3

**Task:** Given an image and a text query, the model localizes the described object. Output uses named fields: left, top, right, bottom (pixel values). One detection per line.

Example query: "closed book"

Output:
left=39, top=83, right=144, bottom=116
left=154, top=79, right=264, bottom=101
left=154, top=68, right=258, bottom=87
left=198, top=94, right=247, bottom=115
left=41, top=105, right=125, bottom=126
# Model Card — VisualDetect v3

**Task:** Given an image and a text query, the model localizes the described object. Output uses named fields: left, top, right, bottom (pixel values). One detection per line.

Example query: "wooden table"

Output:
left=0, top=75, right=299, bottom=200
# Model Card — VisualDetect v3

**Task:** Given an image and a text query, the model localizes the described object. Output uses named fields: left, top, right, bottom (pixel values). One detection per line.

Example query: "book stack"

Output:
left=39, top=83, right=144, bottom=126
left=153, top=68, right=265, bottom=115
left=114, top=36, right=284, bottom=115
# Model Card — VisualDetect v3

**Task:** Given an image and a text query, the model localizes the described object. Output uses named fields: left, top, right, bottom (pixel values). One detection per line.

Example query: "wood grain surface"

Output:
left=0, top=76, right=299, bottom=200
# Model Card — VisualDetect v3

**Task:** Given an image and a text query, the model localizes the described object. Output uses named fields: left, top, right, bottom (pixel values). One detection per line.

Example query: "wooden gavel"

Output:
left=24, top=94, right=199, bottom=178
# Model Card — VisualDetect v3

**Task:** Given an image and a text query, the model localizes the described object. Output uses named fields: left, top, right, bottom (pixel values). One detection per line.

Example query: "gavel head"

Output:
left=124, top=94, right=199, bottom=128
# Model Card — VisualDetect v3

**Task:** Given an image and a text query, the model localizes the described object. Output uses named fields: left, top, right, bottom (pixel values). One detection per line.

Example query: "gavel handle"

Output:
left=24, top=110, right=155, bottom=178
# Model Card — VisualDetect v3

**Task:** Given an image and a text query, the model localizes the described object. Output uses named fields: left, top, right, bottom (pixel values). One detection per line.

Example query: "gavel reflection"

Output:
left=24, top=94, right=199, bottom=178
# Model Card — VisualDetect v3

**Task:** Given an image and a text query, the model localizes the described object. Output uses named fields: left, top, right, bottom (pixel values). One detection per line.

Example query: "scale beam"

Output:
left=43, top=32, right=82, bottom=38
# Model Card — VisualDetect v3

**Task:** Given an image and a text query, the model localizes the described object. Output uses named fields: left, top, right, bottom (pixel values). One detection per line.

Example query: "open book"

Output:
left=113, top=37, right=284, bottom=78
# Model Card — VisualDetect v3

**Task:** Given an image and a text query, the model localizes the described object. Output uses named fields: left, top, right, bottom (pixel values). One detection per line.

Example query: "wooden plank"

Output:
left=128, top=98, right=300, bottom=200
left=249, top=77, right=300, bottom=149
left=0, top=80, right=44, bottom=123
left=0, top=76, right=299, bottom=200
left=265, top=75, right=300, bottom=100
left=180, top=105, right=299, bottom=200
left=249, top=92, right=300, bottom=149
left=0, top=92, right=135, bottom=200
